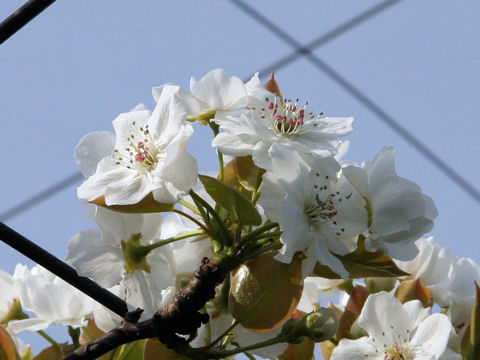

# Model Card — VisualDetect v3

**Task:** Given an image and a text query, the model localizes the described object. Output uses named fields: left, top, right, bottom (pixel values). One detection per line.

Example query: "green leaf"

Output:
left=313, top=236, right=409, bottom=279
left=199, top=175, right=262, bottom=225
left=229, top=252, right=304, bottom=332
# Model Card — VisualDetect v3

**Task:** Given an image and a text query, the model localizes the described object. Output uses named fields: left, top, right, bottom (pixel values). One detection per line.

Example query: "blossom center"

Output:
left=268, top=97, right=310, bottom=136
left=114, top=121, right=164, bottom=174
left=304, top=193, right=338, bottom=224
left=384, top=342, right=412, bottom=360
left=303, top=173, right=354, bottom=236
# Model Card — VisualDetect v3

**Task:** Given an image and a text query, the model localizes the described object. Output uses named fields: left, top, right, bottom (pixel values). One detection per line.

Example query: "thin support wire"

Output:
left=1, top=1, right=404, bottom=220
left=231, top=0, right=480, bottom=204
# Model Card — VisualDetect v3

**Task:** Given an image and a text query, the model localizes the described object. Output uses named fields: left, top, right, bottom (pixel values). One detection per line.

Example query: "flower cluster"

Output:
left=1, top=69, right=478, bottom=360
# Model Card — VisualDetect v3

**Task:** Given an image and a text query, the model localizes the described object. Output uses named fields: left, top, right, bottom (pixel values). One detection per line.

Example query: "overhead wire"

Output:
left=230, top=0, right=480, bottom=204
left=1, top=0, right=444, bottom=222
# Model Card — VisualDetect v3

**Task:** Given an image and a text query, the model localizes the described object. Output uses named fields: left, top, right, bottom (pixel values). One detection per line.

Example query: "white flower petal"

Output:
left=75, top=131, right=116, bottom=178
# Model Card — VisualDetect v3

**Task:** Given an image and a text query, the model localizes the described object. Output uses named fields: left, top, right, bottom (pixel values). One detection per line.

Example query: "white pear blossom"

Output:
left=443, top=257, right=480, bottom=332
left=75, top=131, right=116, bottom=178
left=394, top=237, right=456, bottom=306
left=343, top=147, right=438, bottom=261
left=77, top=86, right=198, bottom=206
left=8, top=265, right=98, bottom=333
left=212, top=93, right=353, bottom=170
left=260, top=145, right=367, bottom=278
left=0, top=269, right=20, bottom=323
left=66, top=206, right=176, bottom=320
left=152, top=68, right=264, bottom=121
left=297, top=277, right=346, bottom=312
left=331, top=292, right=458, bottom=360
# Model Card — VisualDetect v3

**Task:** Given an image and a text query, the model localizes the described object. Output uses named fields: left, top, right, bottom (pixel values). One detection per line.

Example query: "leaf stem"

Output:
left=143, top=230, right=207, bottom=252
left=189, top=189, right=232, bottom=248
left=238, top=221, right=279, bottom=247
left=173, top=209, right=210, bottom=235
left=37, top=330, right=61, bottom=349
left=213, top=334, right=292, bottom=358
left=178, top=198, right=201, bottom=215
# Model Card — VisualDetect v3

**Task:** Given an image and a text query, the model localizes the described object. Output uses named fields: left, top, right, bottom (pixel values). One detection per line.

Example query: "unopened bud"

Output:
left=303, top=308, right=338, bottom=342
left=280, top=308, right=338, bottom=343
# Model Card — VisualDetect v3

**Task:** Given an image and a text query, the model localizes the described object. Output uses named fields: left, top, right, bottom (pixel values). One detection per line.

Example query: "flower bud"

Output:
left=280, top=308, right=338, bottom=343
left=303, top=308, right=338, bottom=342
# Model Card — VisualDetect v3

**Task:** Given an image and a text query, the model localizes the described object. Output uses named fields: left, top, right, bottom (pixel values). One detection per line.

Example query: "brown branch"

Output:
left=65, top=257, right=229, bottom=360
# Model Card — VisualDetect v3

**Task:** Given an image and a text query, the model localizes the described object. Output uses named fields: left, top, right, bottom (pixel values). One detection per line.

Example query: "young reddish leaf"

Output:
left=277, top=338, right=315, bottom=360
left=319, top=340, right=336, bottom=360
left=91, top=193, right=174, bottom=213
left=395, top=278, right=433, bottom=307
left=0, top=324, right=20, bottom=360
left=336, top=285, right=369, bottom=340
left=199, top=174, right=262, bottom=225
left=263, top=73, right=283, bottom=100
left=229, top=252, right=304, bottom=332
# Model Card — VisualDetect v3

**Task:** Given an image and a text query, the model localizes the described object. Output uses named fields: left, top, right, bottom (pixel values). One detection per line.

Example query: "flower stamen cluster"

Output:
left=384, top=341, right=412, bottom=360
left=265, top=97, right=314, bottom=136
left=113, top=122, right=163, bottom=174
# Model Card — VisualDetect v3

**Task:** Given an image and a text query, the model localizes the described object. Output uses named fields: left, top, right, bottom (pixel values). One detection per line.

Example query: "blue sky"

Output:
left=1, top=0, right=479, bottom=356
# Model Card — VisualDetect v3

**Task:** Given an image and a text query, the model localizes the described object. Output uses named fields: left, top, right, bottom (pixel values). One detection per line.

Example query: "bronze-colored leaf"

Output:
left=229, top=252, right=304, bottom=332
left=222, top=160, right=241, bottom=188
left=90, top=193, right=174, bottom=214
left=395, top=278, right=433, bottom=307
left=143, top=339, right=189, bottom=360
left=0, top=324, right=20, bottom=360
left=336, top=285, right=369, bottom=340
left=233, top=156, right=265, bottom=191
left=319, top=340, right=336, bottom=360
left=365, top=277, right=397, bottom=293
left=462, top=282, right=480, bottom=360
left=33, top=344, right=75, bottom=360
left=278, top=338, right=315, bottom=360
left=313, top=237, right=409, bottom=279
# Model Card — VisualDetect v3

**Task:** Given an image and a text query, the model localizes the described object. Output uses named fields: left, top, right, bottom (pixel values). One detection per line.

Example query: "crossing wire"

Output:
left=230, top=0, right=480, bottom=204
left=0, top=1, right=425, bottom=221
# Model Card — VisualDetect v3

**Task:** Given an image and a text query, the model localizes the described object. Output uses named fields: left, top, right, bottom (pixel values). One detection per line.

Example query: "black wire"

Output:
left=1, top=2, right=400, bottom=220
left=0, top=0, right=56, bottom=44
left=231, top=0, right=480, bottom=204
left=0, top=222, right=129, bottom=318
